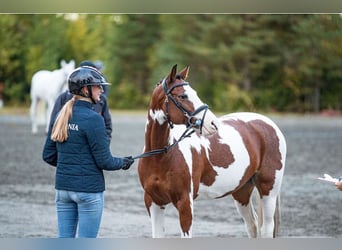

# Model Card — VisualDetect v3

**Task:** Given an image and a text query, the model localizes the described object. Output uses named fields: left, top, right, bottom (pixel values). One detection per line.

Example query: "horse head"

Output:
left=151, top=64, right=218, bottom=135
left=60, top=59, right=76, bottom=78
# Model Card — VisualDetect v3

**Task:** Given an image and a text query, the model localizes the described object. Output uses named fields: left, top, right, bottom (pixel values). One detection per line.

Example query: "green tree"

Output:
left=105, top=14, right=160, bottom=109
left=0, top=14, right=341, bottom=113
left=293, top=14, right=342, bottom=112
left=0, top=15, right=27, bottom=103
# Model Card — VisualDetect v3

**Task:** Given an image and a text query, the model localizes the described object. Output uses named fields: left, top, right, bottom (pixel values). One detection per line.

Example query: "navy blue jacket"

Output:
left=50, top=90, right=112, bottom=140
left=43, top=100, right=124, bottom=193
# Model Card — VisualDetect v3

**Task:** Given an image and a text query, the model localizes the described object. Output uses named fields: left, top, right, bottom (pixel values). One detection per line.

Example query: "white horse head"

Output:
left=30, top=59, right=75, bottom=134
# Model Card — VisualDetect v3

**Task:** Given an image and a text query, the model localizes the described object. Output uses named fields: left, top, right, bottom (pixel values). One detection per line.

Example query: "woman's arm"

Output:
left=87, top=115, right=125, bottom=171
left=42, top=130, right=58, bottom=166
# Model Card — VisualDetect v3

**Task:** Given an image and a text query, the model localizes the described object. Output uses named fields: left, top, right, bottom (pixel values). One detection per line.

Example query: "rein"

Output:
left=132, top=124, right=195, bottom=160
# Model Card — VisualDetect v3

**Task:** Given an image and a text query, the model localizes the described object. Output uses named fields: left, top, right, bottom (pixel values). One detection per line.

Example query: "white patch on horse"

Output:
left=184, top=85, right=218, bottom=135
left=149, top=109, right=167, bottom=125
left=184, top=85, right=202, bottom=110
left=150, top=202, right=166, bottom=238
left=197, top=122, right=250, bottom=199
left=170, top=124, right=209, bottom=153
left=169, top=124, right=198, bottom=238
left=222, top=112, right=275, bottom=127
left=170, top=125, right=194, bottom=172
left=144, top=120, right=149, bottom=133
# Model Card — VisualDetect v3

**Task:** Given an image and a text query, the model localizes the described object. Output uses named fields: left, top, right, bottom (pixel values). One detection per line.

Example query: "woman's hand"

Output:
left=336, top=180, right=342, bottom=191
left=122, top=156, right=134, bottom=170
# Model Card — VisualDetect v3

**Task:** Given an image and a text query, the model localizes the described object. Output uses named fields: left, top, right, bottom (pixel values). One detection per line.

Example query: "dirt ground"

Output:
left=0, top=111, right=341, bottom=238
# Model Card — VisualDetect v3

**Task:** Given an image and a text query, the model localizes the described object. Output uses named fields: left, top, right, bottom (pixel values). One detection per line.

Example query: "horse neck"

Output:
left=144, top=115, right=170, bottom=152
left=52, top=68, right=67, bottom=82
left=53, top=69, right=68, bottom=91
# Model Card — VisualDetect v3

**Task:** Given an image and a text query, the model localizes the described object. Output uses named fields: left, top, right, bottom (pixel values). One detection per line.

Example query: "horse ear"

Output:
left=166, top=64, right=178, bottom=85
left=60, top=60, right=66, bottom=67
left=179, top=65, right=190, bottom=80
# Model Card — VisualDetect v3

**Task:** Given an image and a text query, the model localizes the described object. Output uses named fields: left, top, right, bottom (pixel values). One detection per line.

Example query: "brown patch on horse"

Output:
left=223, top=119, right=283, bottom=204
left=164, top=146, right=194, bottom=235
left=232, top=179, right=256, bottom=205
left=175, top=195, right=192, bottom=236
left=190, top=134, right=235, bottom=199
left=207, top=133, right=235, bottom=168
left=139, top=144, right=192, bottom=206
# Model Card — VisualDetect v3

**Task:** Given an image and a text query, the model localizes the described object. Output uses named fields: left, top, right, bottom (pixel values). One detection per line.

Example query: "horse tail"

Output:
left=256, top=192, right=263, bottom=237
left=273, top=195, right=281, bottom=237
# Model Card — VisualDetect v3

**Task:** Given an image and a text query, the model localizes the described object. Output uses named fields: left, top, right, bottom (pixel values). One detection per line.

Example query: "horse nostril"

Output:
left=211, top=121, right=218, bottom=130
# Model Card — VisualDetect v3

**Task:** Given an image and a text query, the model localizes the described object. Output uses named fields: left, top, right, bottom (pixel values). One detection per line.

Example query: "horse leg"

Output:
left=46, top=99, right=55, bottom=133
left=232, top=181, right=257, bottom=238
left=233, top=199, right=258, bottom=238
left=175, top=195, right=193, bottom=238
left=143, top=193, right=166, bottom=238
left=258, top=194, right=279, bottom=238
left=30, top=96, right=38, bottom=134
left=254, top=175, right=283, bottom=238
left=256, top=165, right=284, bottom=237
left=149, top=202, right=166, bottom=238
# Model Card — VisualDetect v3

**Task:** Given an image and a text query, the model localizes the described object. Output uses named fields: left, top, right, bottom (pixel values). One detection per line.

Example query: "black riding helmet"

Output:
left=68, top=66, right=110, bottom=103
left=79, top=60, right=97, bottom=69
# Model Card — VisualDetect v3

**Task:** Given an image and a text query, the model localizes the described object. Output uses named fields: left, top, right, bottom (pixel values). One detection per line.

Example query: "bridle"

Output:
left=132, top=77, right=210, bottom=160
left=162, top=77, right=209, bottom=134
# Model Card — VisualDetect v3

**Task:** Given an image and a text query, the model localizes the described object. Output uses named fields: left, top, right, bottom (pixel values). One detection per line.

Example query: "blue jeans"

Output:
left=55, top=189, right=104, bottom=238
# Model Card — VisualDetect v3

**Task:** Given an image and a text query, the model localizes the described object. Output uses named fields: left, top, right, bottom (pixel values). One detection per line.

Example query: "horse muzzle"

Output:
left=198, top=110, right=219, bottom=136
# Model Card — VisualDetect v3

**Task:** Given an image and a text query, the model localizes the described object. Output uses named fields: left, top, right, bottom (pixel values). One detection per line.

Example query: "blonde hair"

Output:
left=51, top=96, right=76, bottom=142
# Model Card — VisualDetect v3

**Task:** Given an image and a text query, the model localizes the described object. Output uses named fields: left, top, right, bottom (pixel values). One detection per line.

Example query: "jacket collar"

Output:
left=74, top=99, right=93, bottom=109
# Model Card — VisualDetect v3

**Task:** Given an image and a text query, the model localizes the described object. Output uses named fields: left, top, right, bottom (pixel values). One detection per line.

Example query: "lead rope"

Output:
left=132, top=124, right=195, bottom=160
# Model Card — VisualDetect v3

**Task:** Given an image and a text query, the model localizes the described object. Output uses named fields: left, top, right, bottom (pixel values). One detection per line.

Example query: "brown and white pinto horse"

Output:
left=137, top=64, right=286, bottom=238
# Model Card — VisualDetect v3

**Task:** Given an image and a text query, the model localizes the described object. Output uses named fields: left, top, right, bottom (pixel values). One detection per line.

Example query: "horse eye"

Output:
left=179, top=94, right=188, bottom=100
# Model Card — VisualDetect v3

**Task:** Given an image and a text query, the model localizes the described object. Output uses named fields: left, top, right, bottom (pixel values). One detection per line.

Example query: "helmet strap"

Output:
left=78, top=88, right=88, bottom=98
left=76, top=86, right=95, bottom=103
left=86, top=85, right=97, bottom=104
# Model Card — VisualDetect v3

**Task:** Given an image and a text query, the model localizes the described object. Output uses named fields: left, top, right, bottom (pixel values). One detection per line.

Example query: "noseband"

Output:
left=162, top=77, right=209, bottom=133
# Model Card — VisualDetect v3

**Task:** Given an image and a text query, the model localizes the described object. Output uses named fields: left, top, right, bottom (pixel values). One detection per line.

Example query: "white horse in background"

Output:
left=30, top=59, right=75, bottom=134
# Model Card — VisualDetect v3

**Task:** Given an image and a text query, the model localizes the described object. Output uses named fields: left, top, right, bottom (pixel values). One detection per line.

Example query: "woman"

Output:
left=49, top=60, right=112, bottom=140
left=42, top=66, right=134, bottom=238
